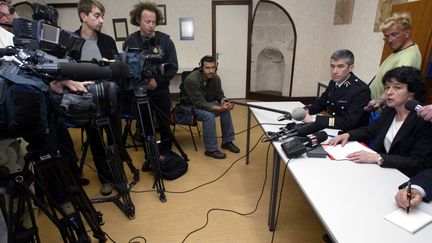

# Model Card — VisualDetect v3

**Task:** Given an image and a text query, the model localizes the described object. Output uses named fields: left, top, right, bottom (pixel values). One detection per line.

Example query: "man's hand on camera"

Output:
left=50, top=80, right=94, bottom=94
left=146, top=78, right=157, bottom=90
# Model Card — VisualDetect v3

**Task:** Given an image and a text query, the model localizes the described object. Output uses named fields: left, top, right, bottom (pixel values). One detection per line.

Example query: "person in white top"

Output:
left=330, top=66, right=432, bottom=178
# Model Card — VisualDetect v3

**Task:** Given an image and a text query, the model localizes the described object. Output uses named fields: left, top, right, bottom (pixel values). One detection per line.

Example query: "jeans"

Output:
left=194, top=104, right=235, bottom=152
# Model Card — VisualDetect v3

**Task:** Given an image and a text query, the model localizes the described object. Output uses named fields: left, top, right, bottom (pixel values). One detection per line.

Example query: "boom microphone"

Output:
left=108, top=61, right=131, bottom=80
left=405, top=100, right=422, bottom=111
left=229, top=100, right=292, bottom=120
left=33, top=62, right=130, bottom=81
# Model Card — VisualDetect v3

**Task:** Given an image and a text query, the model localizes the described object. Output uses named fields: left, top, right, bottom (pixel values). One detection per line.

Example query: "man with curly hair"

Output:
left=123, top=1, right=178, bottom=170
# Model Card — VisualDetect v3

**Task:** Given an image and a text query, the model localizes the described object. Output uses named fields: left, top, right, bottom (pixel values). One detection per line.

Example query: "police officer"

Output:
left=303, top=49, right=371, bottom=131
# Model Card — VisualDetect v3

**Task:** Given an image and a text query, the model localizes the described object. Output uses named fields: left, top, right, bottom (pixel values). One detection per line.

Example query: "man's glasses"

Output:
left=383, top=31, right=401, bottom=41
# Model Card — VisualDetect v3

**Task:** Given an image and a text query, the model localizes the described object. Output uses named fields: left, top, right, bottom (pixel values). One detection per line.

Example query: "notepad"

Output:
left=384, top=208, right=432, bottom=234
left=322, top=141, right=376, bottom=160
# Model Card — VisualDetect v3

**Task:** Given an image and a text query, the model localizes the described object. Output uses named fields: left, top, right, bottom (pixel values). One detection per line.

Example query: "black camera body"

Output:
left=117, top=36, right=167, bottom=92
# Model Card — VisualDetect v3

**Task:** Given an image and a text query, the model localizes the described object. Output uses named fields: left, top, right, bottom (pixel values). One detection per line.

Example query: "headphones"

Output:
left=199, top=55, right=218, bottom=71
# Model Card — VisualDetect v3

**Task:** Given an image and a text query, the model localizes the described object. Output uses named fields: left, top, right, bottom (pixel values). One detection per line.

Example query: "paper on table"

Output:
left=322, top=141, right=376, bottom=160
left=384, top=208, right=432, bottom=234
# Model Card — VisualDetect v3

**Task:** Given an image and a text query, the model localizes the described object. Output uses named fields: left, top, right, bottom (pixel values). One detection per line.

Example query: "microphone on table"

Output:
left=263, top=122, right=326, bottom=142
left=281, top=131, right=328, bottom=158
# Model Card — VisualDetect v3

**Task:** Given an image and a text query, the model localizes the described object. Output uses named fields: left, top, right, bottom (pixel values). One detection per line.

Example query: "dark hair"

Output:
left=129, top=1, right=163, bottom=26
left=77, top=0, right=105, bottom=23
left=200, top=55, right=217, bottom=67
left=382, top=66, right=425, bottom=102
left=330, top=49, right=354, bottom=65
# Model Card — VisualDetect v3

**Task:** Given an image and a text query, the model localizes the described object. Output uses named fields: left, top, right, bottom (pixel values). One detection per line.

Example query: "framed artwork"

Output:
left=179, top=17, right=195, bottom=41
left=157, top=4, right=167, bottom=25
left=333, top=0, right=355, bottom=25
left=373, top=0, right=408, bottom=32
left=112, top=18, right=129, bottom=41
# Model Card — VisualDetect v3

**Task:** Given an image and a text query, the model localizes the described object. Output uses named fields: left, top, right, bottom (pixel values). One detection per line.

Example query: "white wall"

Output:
left=14, top=0, right=393, bottom=97
left=259, top=0, right=385, bottom=97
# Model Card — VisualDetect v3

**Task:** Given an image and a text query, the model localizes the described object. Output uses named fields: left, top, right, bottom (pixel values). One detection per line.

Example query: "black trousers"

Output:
left=122, top=88, right=173, bottom=151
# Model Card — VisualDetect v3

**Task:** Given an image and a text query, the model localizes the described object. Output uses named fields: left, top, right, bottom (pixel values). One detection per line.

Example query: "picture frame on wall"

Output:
left=157, top=4, right=167, bottom=25
left=179, top=17, right=195, bottom=41
left=112, top=18, right=129, bottom=41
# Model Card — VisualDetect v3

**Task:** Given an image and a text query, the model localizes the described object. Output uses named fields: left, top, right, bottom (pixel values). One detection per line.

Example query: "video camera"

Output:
left=0, top=13, right=130, bottom=135
left=118, top=36, right=168, bottom=92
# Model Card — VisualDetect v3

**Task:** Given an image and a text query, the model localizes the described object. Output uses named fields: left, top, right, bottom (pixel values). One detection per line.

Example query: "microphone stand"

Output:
left=229, top=100, right=292, bottom=119
left=228, top=100, right=293, bottom=164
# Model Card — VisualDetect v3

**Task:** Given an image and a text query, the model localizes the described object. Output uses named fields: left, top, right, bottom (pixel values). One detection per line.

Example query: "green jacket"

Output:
left=181, top=70, right=225, bottom=111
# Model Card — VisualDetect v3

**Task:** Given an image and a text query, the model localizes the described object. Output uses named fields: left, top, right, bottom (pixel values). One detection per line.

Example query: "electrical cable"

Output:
left=132, top=132, right=266, bottom=194
left=180, top=140, right=272, bottom=243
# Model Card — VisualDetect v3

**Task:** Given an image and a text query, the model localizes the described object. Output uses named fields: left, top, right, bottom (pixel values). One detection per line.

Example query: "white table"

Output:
left=246, top=101, right=432, bottom=243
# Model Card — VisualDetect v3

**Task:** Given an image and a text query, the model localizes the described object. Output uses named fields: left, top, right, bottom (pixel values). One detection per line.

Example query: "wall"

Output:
left=252, top=0, right=385, bottom=97
left=12, top=0, right=397, bottom=97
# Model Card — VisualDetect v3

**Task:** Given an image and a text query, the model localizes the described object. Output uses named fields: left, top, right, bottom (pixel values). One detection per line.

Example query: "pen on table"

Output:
left=407, top=182, right=412, bottom=214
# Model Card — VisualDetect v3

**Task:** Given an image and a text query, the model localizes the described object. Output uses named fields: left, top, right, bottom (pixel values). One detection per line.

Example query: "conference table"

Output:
left=245, top=101, right=432, bottom=243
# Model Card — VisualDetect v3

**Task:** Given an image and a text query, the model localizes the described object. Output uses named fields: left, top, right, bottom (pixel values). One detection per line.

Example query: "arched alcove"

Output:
left=249, top=1, right=296, bottom=100
left=255, top=47, right=284, bottom=94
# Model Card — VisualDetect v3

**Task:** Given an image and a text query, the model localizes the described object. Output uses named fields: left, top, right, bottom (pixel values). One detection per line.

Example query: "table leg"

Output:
left=268, top=147, right=280, bottom=231
left=246, top=108, right=251, bottom=164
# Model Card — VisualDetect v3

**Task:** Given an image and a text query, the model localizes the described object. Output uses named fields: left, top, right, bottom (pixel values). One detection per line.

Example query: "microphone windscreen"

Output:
left=405, top=100, right=421, bottom=111
left=109, top=61, right=131, bottom=80
left=296, top=122, right=325, bottom=137
left=314, top=131, right=328, bottom=144
left=291, top=107, right=307, bottom=121
left=59, top=63, right=112, bottom=81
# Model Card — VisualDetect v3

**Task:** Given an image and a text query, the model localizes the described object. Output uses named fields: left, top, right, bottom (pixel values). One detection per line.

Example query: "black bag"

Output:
left=0, top=74, right=49, bottom=137
left=171, top=104, right=197, bottom=126
left=158, top=148, right=188, bottom=180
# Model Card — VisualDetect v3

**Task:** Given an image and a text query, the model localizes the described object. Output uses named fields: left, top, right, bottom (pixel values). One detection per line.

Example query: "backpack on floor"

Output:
left=158, top=148, right=188, bottom=180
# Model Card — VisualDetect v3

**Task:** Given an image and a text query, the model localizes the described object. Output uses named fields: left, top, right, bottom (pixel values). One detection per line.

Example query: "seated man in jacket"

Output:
left=395, top=168, right=432, bottom=210
left=181, top=55, right=239, bottom=159
left=304, top=49, right=371, bottom=131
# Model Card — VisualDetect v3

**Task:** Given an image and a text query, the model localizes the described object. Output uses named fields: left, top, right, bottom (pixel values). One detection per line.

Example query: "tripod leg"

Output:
left=90, top=117, right=136, bottom=220
left=135, top=94, right=167, bottom=203
left=30, top=153, right=107, bottom=242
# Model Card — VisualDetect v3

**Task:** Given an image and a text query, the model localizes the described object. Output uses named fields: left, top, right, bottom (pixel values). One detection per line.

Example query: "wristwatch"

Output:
left=377, top=155, right=384, bottom=166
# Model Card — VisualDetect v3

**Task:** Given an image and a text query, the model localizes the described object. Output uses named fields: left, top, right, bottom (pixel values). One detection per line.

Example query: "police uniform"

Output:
left=307, top=73, right=371, bottom=131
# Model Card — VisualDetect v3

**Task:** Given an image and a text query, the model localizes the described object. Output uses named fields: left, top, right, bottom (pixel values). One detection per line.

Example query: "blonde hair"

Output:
left=380, top=12, right=412, bottom=32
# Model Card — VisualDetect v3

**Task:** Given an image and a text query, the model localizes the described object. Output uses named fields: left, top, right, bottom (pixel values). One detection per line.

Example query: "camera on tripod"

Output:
left=118, top=36, right=168, bottom=92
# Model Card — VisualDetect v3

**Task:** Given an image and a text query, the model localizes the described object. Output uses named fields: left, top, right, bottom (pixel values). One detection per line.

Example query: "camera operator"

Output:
left=123, top=1, right=179, bottom=156
left=68, top=0, right=132, bottom=196
left=1, top=0, right=94, bottom=239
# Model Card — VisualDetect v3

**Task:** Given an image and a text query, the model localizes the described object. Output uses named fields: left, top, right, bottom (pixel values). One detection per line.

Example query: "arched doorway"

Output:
left=249, top=1, right=296, bottom=100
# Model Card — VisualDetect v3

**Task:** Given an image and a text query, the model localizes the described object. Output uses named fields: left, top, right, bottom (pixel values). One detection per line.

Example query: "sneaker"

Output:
left=100, top=183, right=113, bottom=196
left=221, top=142, right=240, bottom=153
left=204, top=150, right=226, bottom=159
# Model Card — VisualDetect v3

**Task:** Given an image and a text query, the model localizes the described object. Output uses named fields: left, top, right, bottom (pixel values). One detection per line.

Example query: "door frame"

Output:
left=212, top=0, right=252, bottom=98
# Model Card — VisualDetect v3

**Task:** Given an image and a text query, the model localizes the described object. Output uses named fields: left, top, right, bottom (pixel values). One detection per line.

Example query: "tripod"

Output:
left=1, top=152, right=107, bottom=243
left=88, top=115, right=138, bottom=219
left=133, top=86, right=168, bottom=202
